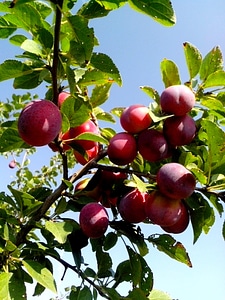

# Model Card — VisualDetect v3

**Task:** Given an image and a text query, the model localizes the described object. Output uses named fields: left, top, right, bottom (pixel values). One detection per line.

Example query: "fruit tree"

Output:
left=0, top=1, right=225, bottom=300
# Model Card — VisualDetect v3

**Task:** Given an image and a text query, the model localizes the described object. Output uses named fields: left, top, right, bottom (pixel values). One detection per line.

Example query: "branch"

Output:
left=51, top=0, right=64, bottom=105
left=50, top=256, right=110, bottom=300
left=15, top=150, right=108, bottom=246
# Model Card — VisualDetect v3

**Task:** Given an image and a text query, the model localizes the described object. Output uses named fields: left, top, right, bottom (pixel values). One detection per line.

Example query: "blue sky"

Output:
left=1, top=1, right=225, bottom=299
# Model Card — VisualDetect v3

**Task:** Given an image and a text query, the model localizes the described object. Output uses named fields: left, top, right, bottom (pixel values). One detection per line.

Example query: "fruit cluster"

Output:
left=108, top=84, right=196, bottom=165
left=78, top=85, right=197, bottom=238
left=17, top=85, right=197, bottom=239
left=78, top=161, right=196, bottom=238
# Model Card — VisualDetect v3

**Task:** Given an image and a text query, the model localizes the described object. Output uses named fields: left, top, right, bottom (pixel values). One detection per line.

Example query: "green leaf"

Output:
left=28, top=187, right=52, bottom=202
left=84, top=267, right=96, bottom=278
left=205, top=191, right=223, bottom=217
left=22, top=260, right=57, bottom=294
left=148, top=289, right=172, bottom=300
left=186, top=192, right=215, bottom=243
left=74, top=132, right=108, bottom=145
left=0, top=272, right=12, bottom=300
left=78, top=286, right=92, bottom=300
left=140, top=86, right=160, bottom=104
left=202, top=70, right=225, bottom=88
left=4, top=3, right=44, bottom=34
left=110, top=220, right=149, bottom=256
left=8, top=186, right=42, bottom=217
left=33, top=282, right=45, bottom=297
left=45, top=221, right=73, bottom=244
left=34, top=27, right=53, bottom=50
left=66, top=65, right=76, bottom=95
left=128, top=288, right=150, bottom=300
left=199, top=46, right=223, bottom=81
left=0, top=192, right=17, bottom=210
left=0, top=60, right=33, bottom=82
left=129, top=174, right=148, bottom=193
left=96, top=0, right=127, bottom=10
left=89, top=52, right=122, bottom=86
left=160, top=59, right=181, bottom=87
left=101, top=287, right=122, bottom=300
left=114, top=260, right=132, bottom=287
left=60, top=95, right=91, bottom=131
left=9, top=34, right=27, bottom=46
left=0, top=17, right=17, bottom=38
left=128, top=0, right=176, bottom=26
left=0, top=126, right=30, bottom=152
left=200, top=119, right=225, bottom=173
left=8, top=272, right=26, bottom=300
left=183, top=42, right=202, bottom=79
left=78, top=0, right=111, bottom=19
left=222, top=221, right=225, bottom=241
left=90, top=83, right=112, bottom=107
left=0, top=2, right=12, bottom=13
left=96, top=246, right=113, bottom=278
left=64, top=15, right=94, bottom=65
left=95, top=111, right=116, bottom=123
left=127, top=246, right=153, bottom=294
left=148, top=234, right=192, bottom=267
left=13, top=70, right=44, bottom=89
left=103, top=232, right=118, bottom=251
left=20, top=39, right=42, bottom=56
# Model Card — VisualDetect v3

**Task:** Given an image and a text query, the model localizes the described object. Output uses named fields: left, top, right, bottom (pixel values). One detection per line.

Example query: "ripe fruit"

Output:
left=118, top=188, right=147, bottom=223
left=156, top=163, right=196, bottom=200
left=161, top=202, right=190, bottom=234
left=160, top=85, right=195, bottom=116
left=8, top=159, right=16, bottom=169
left=120, top=104, right=152, bottom=133
left=163, top=114, right=196, bottom=146
left=61, top=120, right=99, bottom=150
left=107, top=132, right=137, bottom=165
left=79, top=203, right=109, bottom=239
left=18, top=100, right=62, bottom=147
left=74, top=144, right=99, bottom=165
left=145, top=191, right=184, bottom=227
left=58, top=91, right=70, bottom=108
left=137, top=129, right=170, bottom=162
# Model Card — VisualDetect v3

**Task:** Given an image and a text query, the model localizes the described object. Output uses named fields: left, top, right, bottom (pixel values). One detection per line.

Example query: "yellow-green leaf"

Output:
left=23, top=260, right=57, bottom=294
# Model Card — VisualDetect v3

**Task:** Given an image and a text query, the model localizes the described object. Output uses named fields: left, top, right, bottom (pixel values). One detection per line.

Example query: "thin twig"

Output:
left=50, top=255, right=110, bottom=299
